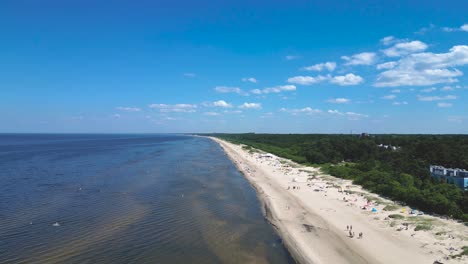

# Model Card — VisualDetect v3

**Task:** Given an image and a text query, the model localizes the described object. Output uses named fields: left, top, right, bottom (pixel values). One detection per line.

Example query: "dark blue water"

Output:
left=0, top=134, right=293, bottom=263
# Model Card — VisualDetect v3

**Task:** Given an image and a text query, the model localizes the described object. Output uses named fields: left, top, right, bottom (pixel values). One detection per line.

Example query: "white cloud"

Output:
left=149, top=103, right=197, bottom=113
left=417, top=95, right=458, bottom=101
left=183, top=73, right=196, bottom=78
left=213, top=100, right=232, bottom=108
left=224, top=110, right=242, bottom=114
left=203, top=100, right=233, bottom=108
left=345, top=111, right=369, bottom=120
left=280, top=107, right=322, bottom=115
left=421, top=87, right=437, bottom=93
left=287, top=75, right=328, bottom=85
left=391, top=89, right=401, bottom=93
left=252, top=85, right=296, bottom=94
left=442, top=27, right=456, bottom=32
left=327, top=109, right=368, bottom=120
left=382, top=95, right=396, bottom=100
left=443, top=23, right=468, bottom=32
left=341, top=52, right=377, bottom=65
left=416, top=24, right=435, bottom=35
left=204, top=112, right=220, bottom=116
left=242, top=77, right=258, bottom=83
left=112, top=114, right=121, bottom=119
left=375, top=45, right=468, bottom=87
left=214, top=86, right=248, bottom=96
left=303, top=62, right=336, bottom=71
left=462, top=24, right=468, bottom=32
left=437, top=102, right=453, bottom=108
left=382, top=41, right=428, bottom=57
left=441, top=86, right=454, bottom=91
left=376, top=61, right=398, bottom=70
left=239, top=102, right=262, bottom=109
left=116, top=106, right=141, bottom=112
left=251, top=89, right=262, bottom=94
left=380, top=36, right=397, bottom=46
left=330, top=73, right=364, bottom=86
left=285, top=55, right=300, bottom=60
left=327, top=109, right=342, bottom=115
left=328, top=98, right=350, bottom=104
left=393, top=101, right=408, bottom=105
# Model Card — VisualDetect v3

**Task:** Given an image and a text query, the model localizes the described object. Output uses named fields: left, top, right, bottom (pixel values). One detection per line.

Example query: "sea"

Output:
left=0, top=134, right=293, bottom=264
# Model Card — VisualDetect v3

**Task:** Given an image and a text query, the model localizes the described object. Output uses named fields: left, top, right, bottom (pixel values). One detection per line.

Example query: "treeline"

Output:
left=207, top=133, right=468, bottom=222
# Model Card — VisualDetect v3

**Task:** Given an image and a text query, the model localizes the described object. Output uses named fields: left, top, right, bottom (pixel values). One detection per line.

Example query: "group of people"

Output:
left=287, top=186, right=301, bottom=190
left=346, top=225, right=364, bottom=239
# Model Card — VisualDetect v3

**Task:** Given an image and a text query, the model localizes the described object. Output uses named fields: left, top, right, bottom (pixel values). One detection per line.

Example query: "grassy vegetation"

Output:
left=452, top=246, right=468, bottom=258
left=414, top=224, right=433, bottom=231
left=388, top=214, right=405, bottom=219
left=383, top=204, right=400, bottom=211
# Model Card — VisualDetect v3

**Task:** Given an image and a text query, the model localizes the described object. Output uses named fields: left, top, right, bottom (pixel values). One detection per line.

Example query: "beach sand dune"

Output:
left=210, top=137, right=468, bottom=264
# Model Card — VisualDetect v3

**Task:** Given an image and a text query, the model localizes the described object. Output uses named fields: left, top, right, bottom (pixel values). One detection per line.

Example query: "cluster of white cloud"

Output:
left=280, top=107, right=321, bottom=114
left=382, top=41, right=428, bottom=57
left=145, top=100, right=261, bottom=118
left=287, top=75, right=329, bottom=85
left=302, top=62, right=336, bottom=71
left=380, top=36, right=398, bottom=46
left=203, top=112, right=220, bottom=116
left=330, top=73, right=364, bottom=86
left=116, top=107, right=141, bottom=112
left=327, top=98, right=350, bottom=104
left=251, top=85, right=296, bottom=95
left=203, top=100, right=233, bottom=108
left=239, top=102, right=262, bottom=109
left=287, top=73, right=363, bottom=86
left=214, top=86, right=249, bottom=96
left=149, top=104, right=198, bottom=113
left=342, top=52, right=377, bottom=65
left=442, top=23, right=468, bottom=32
left=375, top=45, right=468, bottom=87
left=416, top=95, right=457, bottom=101
left=137, top=24, right=467, bottom=126
left=280, top=107, right=368, bottom=120
left=327, top=110, right=369, bottom=120
left=376, top=61, right=397, bottom=70
left=241, top=77, right=258, bottom=83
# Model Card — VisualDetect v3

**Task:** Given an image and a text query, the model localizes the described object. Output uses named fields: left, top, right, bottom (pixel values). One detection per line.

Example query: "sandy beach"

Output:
left=210, top=137, right=468, bottom=264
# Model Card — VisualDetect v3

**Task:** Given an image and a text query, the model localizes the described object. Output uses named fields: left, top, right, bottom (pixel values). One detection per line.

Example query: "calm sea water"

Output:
left=0, top=134, right=293, bottom=264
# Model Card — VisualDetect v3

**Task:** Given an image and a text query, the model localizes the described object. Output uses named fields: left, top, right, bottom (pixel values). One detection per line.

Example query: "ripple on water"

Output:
left=0, top=135, right=294, bottom=264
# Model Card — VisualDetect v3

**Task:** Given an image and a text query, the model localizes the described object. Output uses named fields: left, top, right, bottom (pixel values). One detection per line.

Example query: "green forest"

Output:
left=207, top=133, right=468, bottom=223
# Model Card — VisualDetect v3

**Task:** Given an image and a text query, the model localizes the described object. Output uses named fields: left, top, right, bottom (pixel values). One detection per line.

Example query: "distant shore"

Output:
left=210, top=137, right=468, bottom=264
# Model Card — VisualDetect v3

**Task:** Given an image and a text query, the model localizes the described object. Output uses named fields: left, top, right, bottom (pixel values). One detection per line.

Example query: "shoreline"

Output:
left=209, top=137, right=468, bottom=264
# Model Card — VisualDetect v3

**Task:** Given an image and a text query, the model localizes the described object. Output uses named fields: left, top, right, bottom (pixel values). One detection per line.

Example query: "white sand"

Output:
left=210, top=137, right=468, bottom=264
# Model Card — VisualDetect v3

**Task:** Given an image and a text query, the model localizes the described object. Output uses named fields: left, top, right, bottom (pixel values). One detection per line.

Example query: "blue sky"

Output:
left=1, top=0, right=467, bottom=133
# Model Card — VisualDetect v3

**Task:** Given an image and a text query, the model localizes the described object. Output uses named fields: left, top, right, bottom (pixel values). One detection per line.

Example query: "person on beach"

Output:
left=347, top=225, right=349, bottom=230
